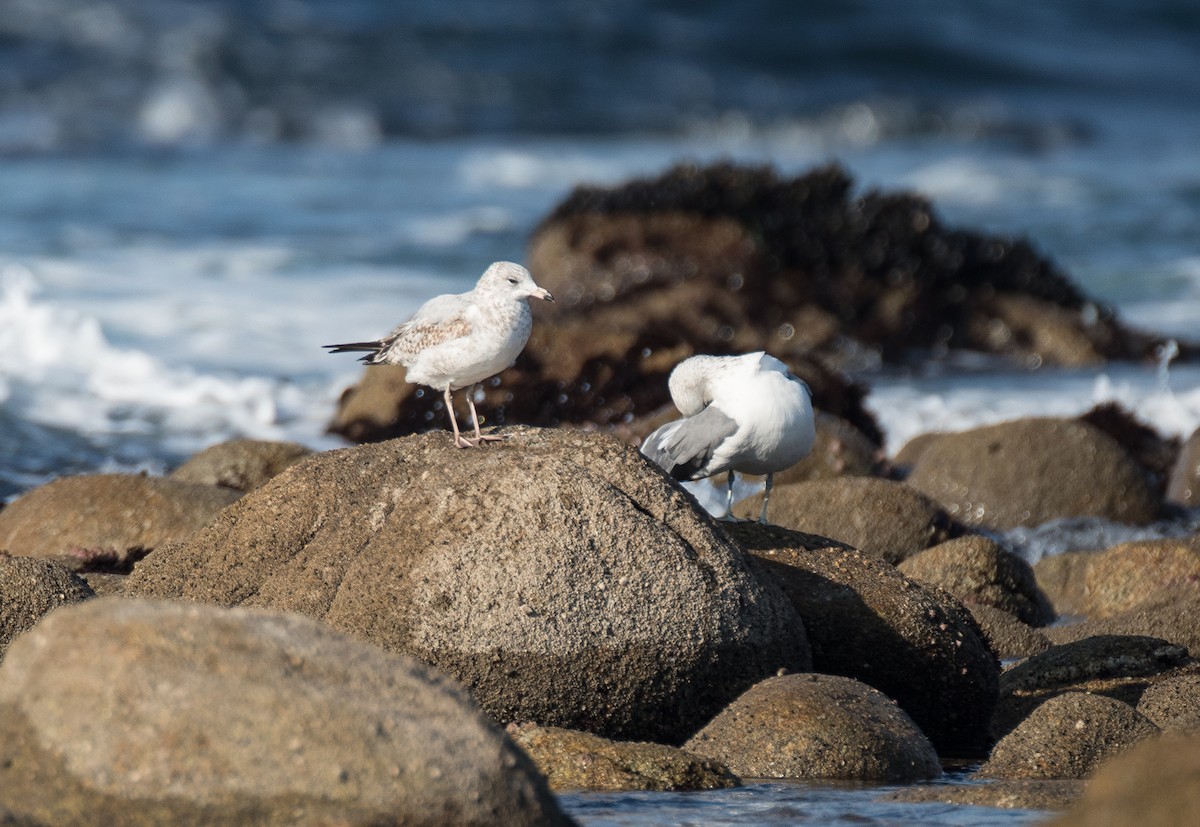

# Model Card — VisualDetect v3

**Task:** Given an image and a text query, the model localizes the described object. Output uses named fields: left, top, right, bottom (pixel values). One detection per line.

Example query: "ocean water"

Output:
left=3, top=1, right=1200, bottom=822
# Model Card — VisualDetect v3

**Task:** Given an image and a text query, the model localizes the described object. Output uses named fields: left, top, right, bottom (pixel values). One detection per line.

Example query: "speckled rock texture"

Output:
left=735, top=476, right=962, bottom=563
left=1045, top=594, right=1200, bottom=655
left=1135, top=674, right=1200, bottom=733
left=0, top=554, right=94, bottom=656
left=726, top=522, right=999, bottom=758
left=1034, top=535, right=1200, bottom=619
left=169, top=439, right=313, bottom=492
left=125, top=427, right=810, bottom=744
left=980, top=691, right=1159, bottom=780
left=683, top=673, right=941, bottom=782
left=898, top=535, right=1055, bottom=626
left=906, top=417, right=1161, bottom=530
left=0, top=598, right=571, bottom=827
left=967, top=604, right=1052, bottom=661
left=0, top=474, right=239, bottom=572
left=992, top=635, right=1192, bottom=739
left=506, top=723, right=737, bottom=792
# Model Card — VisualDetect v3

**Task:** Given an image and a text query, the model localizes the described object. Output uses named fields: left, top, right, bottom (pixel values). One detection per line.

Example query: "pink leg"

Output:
left=466, top=384, right=506, bottom=444
left=444, top=387, right=475, bottom=449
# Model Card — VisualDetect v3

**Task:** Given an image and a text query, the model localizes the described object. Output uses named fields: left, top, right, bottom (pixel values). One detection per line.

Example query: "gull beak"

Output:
left=534, top=287, right=554, bottom=303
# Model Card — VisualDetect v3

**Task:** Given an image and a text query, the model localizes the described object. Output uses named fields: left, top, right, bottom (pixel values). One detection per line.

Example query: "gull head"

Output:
left=478, top=261, right=554, bottom=303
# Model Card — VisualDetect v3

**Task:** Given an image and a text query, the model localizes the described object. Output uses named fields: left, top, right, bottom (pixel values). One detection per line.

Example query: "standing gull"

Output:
left=325, top=261, right=553, bottom=448
left=641, top=352, right=815, bottom=524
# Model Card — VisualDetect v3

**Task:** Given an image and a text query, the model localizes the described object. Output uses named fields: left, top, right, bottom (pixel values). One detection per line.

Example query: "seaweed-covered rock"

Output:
left=906, top=417, right=1161, bottom=530
left=1045, top=594, right=1200, bottom=655
left=125, top=428, right=809, bottom=745
left=0, top=598, right=570, bottom=826
left=683, top=673, right=940, bottom=782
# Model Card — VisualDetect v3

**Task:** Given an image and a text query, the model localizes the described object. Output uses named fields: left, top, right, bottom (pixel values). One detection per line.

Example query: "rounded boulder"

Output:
left=126, top=427, right=810, bottom=744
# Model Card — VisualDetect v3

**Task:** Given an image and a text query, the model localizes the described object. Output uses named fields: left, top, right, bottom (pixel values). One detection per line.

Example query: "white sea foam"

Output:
left=868, top=362, right=1200, bottom=455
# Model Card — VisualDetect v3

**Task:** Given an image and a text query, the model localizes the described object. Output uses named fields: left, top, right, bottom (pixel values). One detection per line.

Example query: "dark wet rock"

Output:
left=968, top=605, right=1052, bottom=661
left=0, top=474, right=239, bottom=572
left=169, top=439, right=312, bottom=493
left=1051, top=734, right=1200, bottom=827
left=726, top=522, right=999, bottom=758
left=0, top=555, right=94, bottom=656
left=768, top=412, right=884, bottom=485
left=1167, top=427, right=1200, bottom=506
left=531, top=162, right=1161, bottom=367
left=1078, top=402, right=1179, bottom=499
left=1034, top=536, right=1200, bottom=619
left=124, top=428, right=809, bottom=745
left=1135, top=674, right=1200, bottom=733
left=734, top=476, right=962, bottom=563
left=979, top=691, right=1159, bottom=780
left=683, top=673, right=941, bottom=782
left=505, top=723, right=737, bottom=792
left=906, top=417, right=1162, bottom=530
left=898, top=535, right=1055, bottom=626
left=881, top=778, right=1085, bottom=811
left=992, top=635, right=1191, bottom=739
left=0, top=597, right=570, bottom=827
left=1045, top=593, right=1200, bottom=655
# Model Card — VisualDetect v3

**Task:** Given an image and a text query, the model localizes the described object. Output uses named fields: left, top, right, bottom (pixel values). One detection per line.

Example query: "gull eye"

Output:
left=507, top=277, right=518, bottom=284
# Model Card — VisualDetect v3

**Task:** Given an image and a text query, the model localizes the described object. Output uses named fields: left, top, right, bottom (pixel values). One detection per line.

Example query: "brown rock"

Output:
left=505, top=723, right=737, bottom=792
left=0, top=474, right=238, bottom=572
left=898, top=535, right=1055, bottom=626
left=1079, top=402, right=1179, bottom=499
left=125, top=428, right=809, bottom=744
left=893, top=431, right=943, bottom=472
left=906, top=417, right=1161, bottom=530
left=1136, top=674, right=1200, bottom=733
left=993, top=635, right=1191, bottom=739
left=881, top=779, right=1085, bottom=811
left=169, top=439, right=312, bottom=492
left=1168, top=427, right=1200, bottom=506
left=980, top=691, right=1159, bottom=780
left=0, top=555, right=94, bottom=656
left=1050, top=733, right=1200, bottom=827
left=968, top=604, right=1052, bottom=661
left=727, top=522, right=999, bottom=758
left=735, top=477, right=962, bottom=563
left=0, top=597, right=570, bottom=827
left=1045, top=593, right=1200, bottom=655
left=683, top=673, right=941, bottom=782
left=1034, top=536, right=1200, bottom=619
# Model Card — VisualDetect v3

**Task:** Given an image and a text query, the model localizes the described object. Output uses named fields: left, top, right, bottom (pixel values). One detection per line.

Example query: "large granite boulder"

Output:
left=0, top=597, right=570, bottom=826
left=726, top=523, right=999, bottom=758
left=683, top=673, right=941, bottom=782
left=906, top=417, right=1161, bottom=530
left=125, top=428, right=809, bottom=744
left=0, top=474, right=239, bottom=572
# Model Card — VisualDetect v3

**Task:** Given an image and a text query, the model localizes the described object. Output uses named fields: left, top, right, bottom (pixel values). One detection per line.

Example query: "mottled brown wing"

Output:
left=381, top=315, right=473, bottom=363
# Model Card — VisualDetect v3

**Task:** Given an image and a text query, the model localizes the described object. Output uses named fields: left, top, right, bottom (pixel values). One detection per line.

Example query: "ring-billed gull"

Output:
left=325, top=261, right=553, bottom=448
left=641, top=352, right=815, bottom=524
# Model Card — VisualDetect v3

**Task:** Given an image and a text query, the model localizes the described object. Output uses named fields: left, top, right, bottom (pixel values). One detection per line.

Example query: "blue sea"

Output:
left=2, top=1, right=1199, bottom=821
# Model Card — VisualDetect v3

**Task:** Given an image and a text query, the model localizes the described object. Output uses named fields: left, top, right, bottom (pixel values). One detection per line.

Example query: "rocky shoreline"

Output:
left=0, top=162, right=1198, bottom=824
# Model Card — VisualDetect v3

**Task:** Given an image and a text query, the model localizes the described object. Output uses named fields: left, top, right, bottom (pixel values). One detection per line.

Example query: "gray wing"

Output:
left=640, top=405, right=738, bottom=481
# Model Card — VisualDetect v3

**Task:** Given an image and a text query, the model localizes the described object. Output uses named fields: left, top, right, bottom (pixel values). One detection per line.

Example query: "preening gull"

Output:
left=325, top=261, right=553, bottom=448
left=641, top=352, right=815, bottom=524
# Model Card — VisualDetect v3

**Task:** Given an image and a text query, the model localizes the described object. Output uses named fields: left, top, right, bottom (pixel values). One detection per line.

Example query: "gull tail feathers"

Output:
left=323, top=341, right=385, bottom=363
